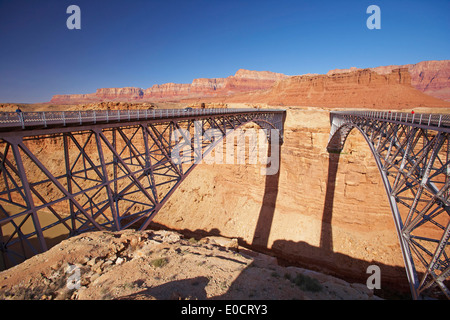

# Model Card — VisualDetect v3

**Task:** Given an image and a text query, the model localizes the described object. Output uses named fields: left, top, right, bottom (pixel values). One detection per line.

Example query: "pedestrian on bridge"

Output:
left=15, top=107, right=24, bottom=125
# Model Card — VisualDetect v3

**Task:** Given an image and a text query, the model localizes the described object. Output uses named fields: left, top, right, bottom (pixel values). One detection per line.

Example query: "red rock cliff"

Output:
left=49, top=60, right=449, bottom=107
left=327, top=60, right=450, bottom=102
left=50, top=69, right=288, bottom=104
left=95, top=87, right=144, bottom=100
left=217, top=67, right=450, bottom=109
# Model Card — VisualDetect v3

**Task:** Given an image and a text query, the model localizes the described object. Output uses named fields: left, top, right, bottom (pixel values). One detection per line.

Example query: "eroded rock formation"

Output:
left=49, top=60, right=450, bottom=108
left=50, top=69, right=288, bottom=104
left=214, top=67, right=450, bottom=109
left=327, top=60, right=450, bottom=102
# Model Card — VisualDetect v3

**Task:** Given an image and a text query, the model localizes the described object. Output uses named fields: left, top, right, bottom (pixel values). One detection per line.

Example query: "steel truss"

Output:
left=328, top=111, right=450, bottom=299
left=0, top=108, right=285, bottom=269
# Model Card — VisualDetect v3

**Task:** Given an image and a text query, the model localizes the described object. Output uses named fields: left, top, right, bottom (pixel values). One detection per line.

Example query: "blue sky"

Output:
left=0, top=0, right=449, bottom=103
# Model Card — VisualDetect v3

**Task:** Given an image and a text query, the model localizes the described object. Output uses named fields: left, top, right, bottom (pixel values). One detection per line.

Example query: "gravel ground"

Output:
left=0, top=229, right=381, bottom=300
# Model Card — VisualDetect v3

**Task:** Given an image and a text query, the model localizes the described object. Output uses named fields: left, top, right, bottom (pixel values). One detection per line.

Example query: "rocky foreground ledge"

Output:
left=0, top=230, right=381, bottom=300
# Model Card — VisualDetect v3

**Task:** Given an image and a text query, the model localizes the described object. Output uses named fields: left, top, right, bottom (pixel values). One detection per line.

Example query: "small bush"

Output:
left=292, top=273, right=323, bottom=293
left=150, top=258, right=168, bottom=268
left=188, top=237, right=198, bottom=244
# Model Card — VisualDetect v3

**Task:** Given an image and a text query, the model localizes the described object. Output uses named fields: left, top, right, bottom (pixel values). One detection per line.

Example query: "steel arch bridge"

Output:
left=0, top=108, right=285, bottom=269
left=328, top=110, right=450, bottom=300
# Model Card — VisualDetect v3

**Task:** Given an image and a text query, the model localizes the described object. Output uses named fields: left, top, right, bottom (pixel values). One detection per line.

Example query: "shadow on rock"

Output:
left=115, top=276, right=210, bottom=300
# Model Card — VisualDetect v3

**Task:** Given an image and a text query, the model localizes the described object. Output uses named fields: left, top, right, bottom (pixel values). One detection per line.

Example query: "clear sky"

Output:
left=0, top=0, right=449, bottom=103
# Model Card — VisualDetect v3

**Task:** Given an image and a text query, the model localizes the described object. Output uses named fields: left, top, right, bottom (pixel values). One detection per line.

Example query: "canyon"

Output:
left=1, top=60, right=449, bottom=299
left=0, top=104, right=429, bottom=299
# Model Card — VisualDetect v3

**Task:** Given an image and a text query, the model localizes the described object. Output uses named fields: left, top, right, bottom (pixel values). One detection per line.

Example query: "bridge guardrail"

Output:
left=332, top=110, right=450, bottom=129
left=0, top=108, right=285, bottom=130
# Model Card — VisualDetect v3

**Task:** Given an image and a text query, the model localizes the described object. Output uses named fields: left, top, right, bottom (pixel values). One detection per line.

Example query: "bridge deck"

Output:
left=331, top=110, right=450, bottom=132
left=0, top=108, right=286, bottom=133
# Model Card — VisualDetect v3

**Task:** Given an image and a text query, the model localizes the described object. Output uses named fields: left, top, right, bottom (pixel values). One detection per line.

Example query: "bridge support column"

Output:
left=8, top=137, right=47, bottom=253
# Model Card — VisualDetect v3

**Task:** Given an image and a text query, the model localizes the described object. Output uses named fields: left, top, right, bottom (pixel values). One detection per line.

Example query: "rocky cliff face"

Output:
left=95, top=87, right=144, bottom=100
left=50, top=69, right=288, bottom=104
left=216, top=67, right=450, bottom=109
left=49, top=60, right=450, bottom=106
left=50, top=93, right=98, bottom=104
left=327, top=60, right=450, bottom=102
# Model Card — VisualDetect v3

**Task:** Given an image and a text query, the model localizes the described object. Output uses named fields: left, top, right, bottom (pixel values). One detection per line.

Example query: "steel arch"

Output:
left=0, top=108, right=285, bottom=269
left=328, top=111, right=450, bottom=300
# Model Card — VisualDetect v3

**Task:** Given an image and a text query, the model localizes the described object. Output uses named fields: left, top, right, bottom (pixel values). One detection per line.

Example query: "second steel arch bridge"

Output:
left=328, top=110, right=450, bottom=299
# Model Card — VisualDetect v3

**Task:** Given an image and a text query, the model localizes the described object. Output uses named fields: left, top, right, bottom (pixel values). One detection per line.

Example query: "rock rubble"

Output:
left=0, top=229, right=381, bottom=300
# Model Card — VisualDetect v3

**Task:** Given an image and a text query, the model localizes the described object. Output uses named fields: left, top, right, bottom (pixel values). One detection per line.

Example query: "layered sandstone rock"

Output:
left=95, top=87, right=144, bottom=100
left=216, top=68, right=450, bottom=109
left=50, top=93, right=98, bottom=104
left=49, top=60, right=449, bottom=107
left=50, top=69, right=288, bottom=104
left=328, top=60, right=450, bottom=102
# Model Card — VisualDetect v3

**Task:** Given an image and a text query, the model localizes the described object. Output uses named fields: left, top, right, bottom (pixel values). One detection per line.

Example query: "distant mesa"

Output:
left=231, top=67, right=449, bottom=109
left=326, top=60, right=450, bottom=103
left=49, top=69, right=289, bottom=104
left=49, top=60, right=450, bottom=109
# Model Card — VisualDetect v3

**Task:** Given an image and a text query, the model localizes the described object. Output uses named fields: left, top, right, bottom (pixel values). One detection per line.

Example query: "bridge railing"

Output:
left=0, top=108, right=284, bottom=130
left=332, top=110, right=450, bottom=129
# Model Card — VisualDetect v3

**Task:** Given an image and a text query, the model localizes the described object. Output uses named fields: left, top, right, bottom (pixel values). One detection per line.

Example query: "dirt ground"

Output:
left=0, top=229, right=381, bottom=300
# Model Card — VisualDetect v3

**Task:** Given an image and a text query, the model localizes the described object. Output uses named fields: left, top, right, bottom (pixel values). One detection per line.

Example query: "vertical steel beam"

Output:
left=7, top=138, right=47, bottom=253
left=141, top=124, right=159, bottom=203
left=146, top=125, right=183, bottom=177
left=93, top=129, right=120, bottom=230
left=97, top=130, right=157, bottom=206
left=63, top=133, right=77, bottom=234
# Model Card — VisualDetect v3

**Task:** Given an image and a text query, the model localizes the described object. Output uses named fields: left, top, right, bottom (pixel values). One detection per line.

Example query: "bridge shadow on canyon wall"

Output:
left=269, top=154, right=409, bottom=297
left=248, top=149, right=410, bottom=297
left=151, top=140, right=411, bottom=298
left=250, top=141, right=281, bottom=251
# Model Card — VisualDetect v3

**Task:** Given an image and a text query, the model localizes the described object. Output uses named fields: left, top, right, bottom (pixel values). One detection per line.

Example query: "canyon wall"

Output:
left=95, top=87, right=144, bottom=100
left=150, top=106, right=410, bottom=292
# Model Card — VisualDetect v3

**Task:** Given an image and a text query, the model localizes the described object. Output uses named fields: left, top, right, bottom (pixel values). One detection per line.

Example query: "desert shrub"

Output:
left=292, top=273, right=323, bottom=293
left=150, top=258, right=168, bottom=268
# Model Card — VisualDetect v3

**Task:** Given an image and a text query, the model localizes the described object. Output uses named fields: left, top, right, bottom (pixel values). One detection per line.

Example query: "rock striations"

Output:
left=49, top=60, right=450, bottom=109
left=327, top=60, right=450, bottom=102
left=50, top=69, right=288, bottom=104
left=215, top=65, right=450, bottom=109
